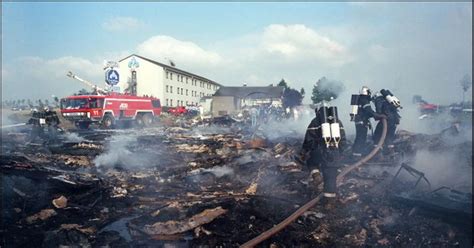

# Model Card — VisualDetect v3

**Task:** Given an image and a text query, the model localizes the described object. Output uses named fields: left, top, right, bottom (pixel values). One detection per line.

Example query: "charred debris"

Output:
left=1, top=115, right=472, bottom=247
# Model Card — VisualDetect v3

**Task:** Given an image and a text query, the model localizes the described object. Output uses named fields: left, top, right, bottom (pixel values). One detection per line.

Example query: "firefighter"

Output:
left=300, top=103, right=346, bottom=209
left=351, top=86, right=386, bottom=157
left=27, top=108, right=46, bottom=142
left=372, top=89, right=401, bottom=150
left=44, top=107, right=61, bottom=140
left=27, top=107, right=61, bottom=142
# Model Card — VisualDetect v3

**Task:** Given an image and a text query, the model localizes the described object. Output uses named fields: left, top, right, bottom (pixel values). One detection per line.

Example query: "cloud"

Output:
left=2, top=56, right=103, bottom=100
left=136, top=35, right=223, bottom=70
left=3, top=3, right=471, bottom=109
left=259, top=24, right=352, bottom=66
left=102, top=16, right=144, bottom=32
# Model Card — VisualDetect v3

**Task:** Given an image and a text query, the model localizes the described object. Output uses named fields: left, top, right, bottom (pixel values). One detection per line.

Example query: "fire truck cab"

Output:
left=60, top=93, right=161, bottom=129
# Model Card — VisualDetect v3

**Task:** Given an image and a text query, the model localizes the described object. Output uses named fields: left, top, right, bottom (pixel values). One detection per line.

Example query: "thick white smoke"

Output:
left=412, top=149, right=472, bottom=193
left=93, top=134, right=156, bottom=168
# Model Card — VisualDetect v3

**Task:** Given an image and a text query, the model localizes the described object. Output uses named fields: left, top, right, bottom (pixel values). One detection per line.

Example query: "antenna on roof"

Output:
left=243, top=83, right=247, bottom=87
left=165, top=57, right=176, bottom=67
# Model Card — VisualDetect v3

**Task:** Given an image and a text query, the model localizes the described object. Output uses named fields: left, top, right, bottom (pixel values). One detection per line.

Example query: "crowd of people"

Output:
left=238, top=104, right=310, bottom=127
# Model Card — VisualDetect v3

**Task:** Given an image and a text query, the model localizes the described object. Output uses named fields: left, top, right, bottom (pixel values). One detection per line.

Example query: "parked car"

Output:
left=168, top=106, right=188, bottom=116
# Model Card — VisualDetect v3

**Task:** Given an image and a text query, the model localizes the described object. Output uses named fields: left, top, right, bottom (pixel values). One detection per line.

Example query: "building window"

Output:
left=177, top=87, right=179, bottom=94
left=170, top=86, right=173, bottom=93
left=166, top=99, right=169, bottom=106
left=166, top=85, right=169, bottom=93
left=181, top=88, right=183, bottom=95
left=170, top=73, right=173, bottom=80
left=170, top=99, right=173, bottom=106
left=166, top=72, right=169, bottom=79
left=186, top=89, right=188, bottom=96
left=186, top=77, right=188, bottom=83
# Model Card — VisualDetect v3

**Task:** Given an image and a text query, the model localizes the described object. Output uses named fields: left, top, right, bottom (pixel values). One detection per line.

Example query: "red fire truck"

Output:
left=60, top=93, right=161, bottom=129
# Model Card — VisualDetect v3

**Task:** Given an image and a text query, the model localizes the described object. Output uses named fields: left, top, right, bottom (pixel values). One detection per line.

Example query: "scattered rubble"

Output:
left=1, top=120, right=472, bottom=247
left=52, top=195, right=68, bottom=209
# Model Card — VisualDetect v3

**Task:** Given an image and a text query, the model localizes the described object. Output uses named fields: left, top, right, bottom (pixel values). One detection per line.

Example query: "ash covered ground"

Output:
left=1, top=114, right=472, bottom=247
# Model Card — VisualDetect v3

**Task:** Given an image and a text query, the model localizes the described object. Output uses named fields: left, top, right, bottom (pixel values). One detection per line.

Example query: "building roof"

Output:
left=213, top=86, right=285, bottom=99
left=119, top=54, right=221, bottom=86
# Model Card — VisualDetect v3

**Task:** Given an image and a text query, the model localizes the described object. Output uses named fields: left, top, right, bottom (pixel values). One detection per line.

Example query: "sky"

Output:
left=1, top=2, right=472, bottom=105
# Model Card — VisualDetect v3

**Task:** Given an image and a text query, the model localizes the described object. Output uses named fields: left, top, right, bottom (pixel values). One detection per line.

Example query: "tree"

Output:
left=282, top=88, right=303, bottom=109
left=311, top=77, right=345, bottom=104
left=460, top=74, right=471, bottom=107
left=278, top=79, right=288, bottom=89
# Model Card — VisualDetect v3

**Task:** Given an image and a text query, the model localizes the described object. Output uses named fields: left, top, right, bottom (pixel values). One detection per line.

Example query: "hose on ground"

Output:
left=240, top=119, right=388, bottom=248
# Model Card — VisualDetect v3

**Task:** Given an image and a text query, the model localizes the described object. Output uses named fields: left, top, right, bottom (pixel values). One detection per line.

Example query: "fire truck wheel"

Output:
left=77, top=122, right=90, bottom=130
left=142, top=113, right=154, bottom=127
left=101, top=115, right=115, bottom=129
left=136, top=115, right=144, bottom=127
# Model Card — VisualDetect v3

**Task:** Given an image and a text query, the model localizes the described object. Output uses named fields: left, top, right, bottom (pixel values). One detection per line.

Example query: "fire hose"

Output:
left=241, top=119, right=388, bottom=248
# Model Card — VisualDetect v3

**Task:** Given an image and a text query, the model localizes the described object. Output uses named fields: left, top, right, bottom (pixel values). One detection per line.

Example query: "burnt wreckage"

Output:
left=1, top=115, right=472, bottom=247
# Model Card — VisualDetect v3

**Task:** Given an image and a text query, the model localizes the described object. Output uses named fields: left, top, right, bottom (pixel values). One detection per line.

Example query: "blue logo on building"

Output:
left=105, top=69, right=120, bottom=85
left=128, top=56, right=140, bottom=70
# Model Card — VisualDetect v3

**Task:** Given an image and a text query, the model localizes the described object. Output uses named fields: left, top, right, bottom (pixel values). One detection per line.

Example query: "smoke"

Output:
left=314, top=77, right=346, bottom=102
left=200, top=166, right=234, bottom=178
left=93, top=134, right=157, bottom=168
left=402, top=122, right=472, bottom=193
left=411, top=149, right=472, bottom=193
left=62, top=132, right=85, bottom=142
left=259, top=105, right=314, bottom=141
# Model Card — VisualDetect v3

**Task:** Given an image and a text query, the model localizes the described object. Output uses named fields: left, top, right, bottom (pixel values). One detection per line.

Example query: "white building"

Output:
left=117, top=54, right=221, bottom=107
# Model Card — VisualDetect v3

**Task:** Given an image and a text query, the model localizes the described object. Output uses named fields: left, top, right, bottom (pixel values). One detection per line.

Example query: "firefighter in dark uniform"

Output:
left=351, top=86, right=386, bottom=157
left=27, top=107, right=61, bottom=142
left=300, top=103, right=346, bottom=208
left=373, top=89, right=401, bottom=150
left=28, top=108, right=47, bottom=142
left=44, top=107, right=61, bottom=140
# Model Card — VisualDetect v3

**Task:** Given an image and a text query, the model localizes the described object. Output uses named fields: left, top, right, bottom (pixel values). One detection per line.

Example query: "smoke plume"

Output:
left=93, top=134, right=157, bottom=168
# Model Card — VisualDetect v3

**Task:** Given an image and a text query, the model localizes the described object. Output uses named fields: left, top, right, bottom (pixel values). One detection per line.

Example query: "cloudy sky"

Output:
left=2, top=2, right=472, bottom=104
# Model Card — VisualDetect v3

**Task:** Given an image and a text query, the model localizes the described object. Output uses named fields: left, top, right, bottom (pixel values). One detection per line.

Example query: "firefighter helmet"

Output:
left=359, top=86, right=371, bottom=96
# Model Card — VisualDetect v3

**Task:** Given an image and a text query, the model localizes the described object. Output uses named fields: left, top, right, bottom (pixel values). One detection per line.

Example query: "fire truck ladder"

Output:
left=67, top=71, right=108, bottom=95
